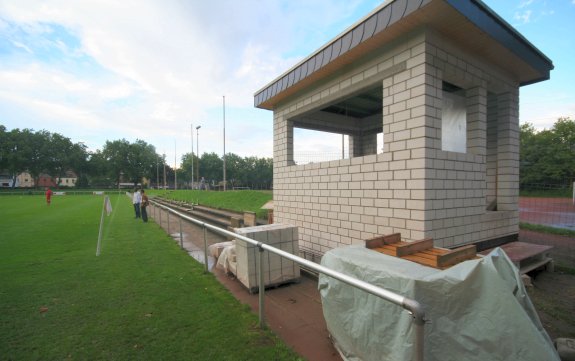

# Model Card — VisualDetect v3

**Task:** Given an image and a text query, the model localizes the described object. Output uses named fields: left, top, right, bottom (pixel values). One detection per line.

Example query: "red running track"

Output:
left=519, top=197, right=575, bottom=231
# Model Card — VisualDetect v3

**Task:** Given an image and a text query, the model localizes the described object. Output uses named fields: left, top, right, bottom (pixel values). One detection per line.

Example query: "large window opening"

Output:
left=441, top=82, right=467, bottom=153
left=292, top=85, right=383, bottom=165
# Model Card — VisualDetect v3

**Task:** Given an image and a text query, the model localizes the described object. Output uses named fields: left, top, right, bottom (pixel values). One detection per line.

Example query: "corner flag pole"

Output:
left=96, top=195, right=112, bottom=256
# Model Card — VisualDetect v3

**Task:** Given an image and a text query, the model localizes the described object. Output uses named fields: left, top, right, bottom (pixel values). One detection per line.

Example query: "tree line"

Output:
left=5, top=116, right=572, bottom=190
left=0, top=125, right=272, bottom=189
left=520, top=117, right=575, bottom=187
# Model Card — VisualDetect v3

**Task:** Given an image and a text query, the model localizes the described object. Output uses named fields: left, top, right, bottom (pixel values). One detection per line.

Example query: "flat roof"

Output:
left=254, top=0, right=553, bottom=110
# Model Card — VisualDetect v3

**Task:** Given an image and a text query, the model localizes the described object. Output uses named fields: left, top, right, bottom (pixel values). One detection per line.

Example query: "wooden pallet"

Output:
left=365, top=233, right=477, bottom=269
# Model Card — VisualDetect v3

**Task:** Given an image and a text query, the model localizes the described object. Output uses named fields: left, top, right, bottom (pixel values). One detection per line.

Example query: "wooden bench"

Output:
left=480, top=241, right=554, bottom=274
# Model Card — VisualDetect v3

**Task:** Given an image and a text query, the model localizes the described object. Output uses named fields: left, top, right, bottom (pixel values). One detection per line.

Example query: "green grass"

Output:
left=150, top=190, right=273, bottom=219
left=0, top=195, right=300, bottom=360
left=519, top=188, right=573, bottom=198
left=519, top=222, right=575, bottom=238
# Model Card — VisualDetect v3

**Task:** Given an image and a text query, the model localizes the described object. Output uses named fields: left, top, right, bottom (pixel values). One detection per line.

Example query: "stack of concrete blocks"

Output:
left=234, top=224, right=300, bottom=293
left=243, top=211, right=257, bottom=227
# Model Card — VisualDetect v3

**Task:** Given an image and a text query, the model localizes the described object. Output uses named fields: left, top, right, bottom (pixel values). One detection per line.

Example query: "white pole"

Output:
left=223, top=95, right=227, bottom=192
left=96, top=195, right=108, bottom=256
left=196, top=126, right=201, bottom=183
left=174, top=140, right=177, bottom=190
left=194, top=123, right=196, bottom=188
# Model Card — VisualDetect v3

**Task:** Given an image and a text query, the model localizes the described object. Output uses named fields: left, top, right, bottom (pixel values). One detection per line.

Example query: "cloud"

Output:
left=519, top=0, right=534, bottom=8
left=0, top=0, right=384, bottom=162
left=514, top=9, right=532, bottom=24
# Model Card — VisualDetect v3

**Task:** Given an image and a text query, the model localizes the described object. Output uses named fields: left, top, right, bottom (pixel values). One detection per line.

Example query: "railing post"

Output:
left=203, top=225, right=209, bottom=274
left=415, top=320, right=424, bottom=361
left=167, top=211, right=171, bottom=236
left=179, top=218, right=183, bottom=249
left=159, top=206, right=162, bottom=227
left=258, top=244, right=265, bottom=329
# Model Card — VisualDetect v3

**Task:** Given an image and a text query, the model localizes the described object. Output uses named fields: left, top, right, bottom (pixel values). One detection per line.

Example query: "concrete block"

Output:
left=555, top=338, right=575, bottom=361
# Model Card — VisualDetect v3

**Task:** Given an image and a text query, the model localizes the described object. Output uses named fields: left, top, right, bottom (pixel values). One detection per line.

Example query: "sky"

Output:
left=1, top=0, right=574, bottom=167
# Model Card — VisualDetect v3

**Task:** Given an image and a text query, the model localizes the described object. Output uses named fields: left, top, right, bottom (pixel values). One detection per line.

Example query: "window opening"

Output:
left=441, top=82, right=467, bottom=153
left=292, top=85, right=383, bottom=165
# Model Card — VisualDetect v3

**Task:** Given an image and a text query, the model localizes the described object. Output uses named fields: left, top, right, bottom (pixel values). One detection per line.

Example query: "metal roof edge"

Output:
left=253, top=1, right=395, bottom=98
left=445, top=0, right=554, bottom=73
left=254, top=0, right=554, bottom=108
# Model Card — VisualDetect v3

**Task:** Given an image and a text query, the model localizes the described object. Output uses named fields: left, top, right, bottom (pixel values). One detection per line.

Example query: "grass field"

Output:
left=0, top=194, right=300, bottom=360
left=150, top=190, right=273, bottom=219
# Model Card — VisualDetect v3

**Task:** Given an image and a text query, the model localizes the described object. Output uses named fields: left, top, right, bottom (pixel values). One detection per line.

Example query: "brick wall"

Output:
left=273, top=28, right=520, bottom=257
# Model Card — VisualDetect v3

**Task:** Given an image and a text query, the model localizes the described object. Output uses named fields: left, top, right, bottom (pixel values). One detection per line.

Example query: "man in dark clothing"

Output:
left=141, top=189, right=149, bottom=222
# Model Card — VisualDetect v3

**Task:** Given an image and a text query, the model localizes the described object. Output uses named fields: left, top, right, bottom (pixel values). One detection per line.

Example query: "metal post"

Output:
left=174, top=140, right=177, bottom=191
left=167, top=211, right=171, bottom=236
left=179, top=218, right=183, bottom=249
left=223, top=95, right=226, bottom=191
left=194, top=124, right=196, bottom=190
left=96, top=196, right=107, bottom=256
left=203, top=225, right=209, bottom=273
left=403, top=298, right=425, bottom=361
left=196, top=126, right=201, bottom=184
left=258, top=245, right=265, bottom=329
left=159, top=206, right=162, bottom=227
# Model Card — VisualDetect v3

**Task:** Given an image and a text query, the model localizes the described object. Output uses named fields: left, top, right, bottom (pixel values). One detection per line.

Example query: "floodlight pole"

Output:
left=194, top=123, right=196, bottom=187
left=174, top=139, right=177, bottom=190
left=196, top=126, right=201, bottom=183
left=223, top=95, right=227, bottom=191
left=163, top=153, right=166, bottom=190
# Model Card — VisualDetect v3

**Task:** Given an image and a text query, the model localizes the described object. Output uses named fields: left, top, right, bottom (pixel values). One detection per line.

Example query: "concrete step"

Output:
left=152, top=197, right=252, bottom=229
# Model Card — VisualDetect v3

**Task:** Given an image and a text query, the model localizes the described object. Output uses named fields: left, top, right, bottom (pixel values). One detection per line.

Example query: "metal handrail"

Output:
left=151, top=199, right=426, bottom=361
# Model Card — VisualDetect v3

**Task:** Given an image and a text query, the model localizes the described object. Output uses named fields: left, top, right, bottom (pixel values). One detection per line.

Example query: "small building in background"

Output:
left=56, top=170, right=78, bottom=187
left=37, top=174, right=57, bottom=188
left=0, top=172, right=15, bottom=188
left=16, top=172, right=34, bottom=188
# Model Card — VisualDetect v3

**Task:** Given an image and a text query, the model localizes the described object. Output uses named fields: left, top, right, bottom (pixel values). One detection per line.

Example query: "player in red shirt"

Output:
left=45, top=187, right=52, bottom=206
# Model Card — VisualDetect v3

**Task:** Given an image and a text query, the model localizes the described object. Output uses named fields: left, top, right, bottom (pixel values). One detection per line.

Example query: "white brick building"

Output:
left=254, top=0, right=553, bottom=258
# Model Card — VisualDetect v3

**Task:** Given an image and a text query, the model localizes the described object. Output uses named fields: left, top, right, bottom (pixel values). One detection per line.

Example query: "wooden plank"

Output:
left=402, top=254, right=437, bottom=268
left=436, top=245, right=477, bottom=268
left=366, top=234, right=478, bottom=269
left=395, top=238, right=434, bottom=257
left=365, top=233, right=402, bottom=249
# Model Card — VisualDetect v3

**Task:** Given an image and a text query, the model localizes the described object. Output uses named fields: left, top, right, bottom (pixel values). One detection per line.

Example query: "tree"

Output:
left=199, top=152, right=223, bottom=183
left=101, top=139, right=131, bottom=186
left=100, top=139, right=159, bottom=187
left=180, top=152, right=199, bottom=186
left=520, top=117, right=575, bottom=186
left=128, top=140, right=158, bottom=185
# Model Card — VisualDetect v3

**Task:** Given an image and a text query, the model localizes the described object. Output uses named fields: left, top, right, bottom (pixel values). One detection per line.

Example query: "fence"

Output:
left=149, top=199, right=426, bottom=361
left=0, top=190, right=125, bottom=196
left=519, top=183, right=575, bottom=231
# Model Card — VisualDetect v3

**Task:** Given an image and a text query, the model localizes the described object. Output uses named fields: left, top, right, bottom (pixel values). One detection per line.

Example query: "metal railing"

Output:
left=150, top=199, right=426, bottom=361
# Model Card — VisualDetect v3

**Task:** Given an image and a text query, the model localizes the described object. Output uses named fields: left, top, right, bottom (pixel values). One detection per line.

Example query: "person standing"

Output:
left=140, top=189, right=149, bottom=222
left=132, top=188, right=141, bottom=218
left=45, top=187, right=52, bottom=206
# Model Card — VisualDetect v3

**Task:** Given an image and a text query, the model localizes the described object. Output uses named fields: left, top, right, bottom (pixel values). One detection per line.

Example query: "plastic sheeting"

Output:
left=319, top=246, right=560, bottom=361
left=214, top=242, right=237, bottom=275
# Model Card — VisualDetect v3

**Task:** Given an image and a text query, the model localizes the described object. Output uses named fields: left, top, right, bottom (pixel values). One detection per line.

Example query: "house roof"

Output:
left=254, top=0, right=554, bottom=110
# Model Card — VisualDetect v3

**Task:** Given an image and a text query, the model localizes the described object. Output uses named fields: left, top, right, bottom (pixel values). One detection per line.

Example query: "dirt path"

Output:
left=519, top=229, right=575, bottom=340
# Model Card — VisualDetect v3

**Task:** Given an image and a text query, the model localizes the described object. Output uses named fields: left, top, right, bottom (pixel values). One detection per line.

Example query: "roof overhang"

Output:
left=254, top=0, right=554, bottom=110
